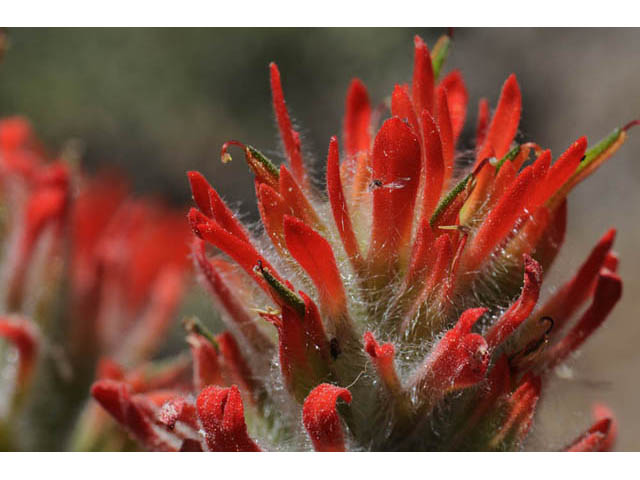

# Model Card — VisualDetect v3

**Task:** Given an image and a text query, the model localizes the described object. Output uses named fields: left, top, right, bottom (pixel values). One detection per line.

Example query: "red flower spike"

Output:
left=364, top=332, right=401, bottom=392
left=279, top=164, right=321, bottom=229
left=0, top=315, right=40, bottom=386
left=256, top=182, right=290, bottom=254
left=436, top=87, right=455, bottom=187
left=477, top=74, right=522, bottom=163
left=326, top=136, right=362, bottom=270
left=91, top=380, right=176, bottom=451
left=546, top=271, right=622, bottom=368
left=192, top=240, right=272, bottom=352
left=217, top=332, right=258, bottom=403
left=283, top=215, right=347, bottom=316
left=369, top=117, right=421, bottom=273
left=302, top=383, right=352, bottom=452
left=196, top=385, right=261, bottom=452
left=475, top=98, right=490, bottom=151
left=486, top=255, right=543, bottom=350
left=465, top=154, right=550, bottom=272
left=490, top=373, right=541, bottom=449
left=420, top=109, right=445, bottom=222
left=564, top=418, right=612, bottom=452
left=592, top=403, right=617, bottom=451
left=391, top=84, right=420, bottom=136
left=344, top=78, right=372, bottom=158
left=188, top=334, right=223, bottom=391
left=537, top=228, right=616, bottom=332
left=416, top=308, right=490, bottom=395
left=269, top=62, right=306, bottom=187
left=412, top=35, right=435, bottom=116
left=438, top=70, right=468, bottom=143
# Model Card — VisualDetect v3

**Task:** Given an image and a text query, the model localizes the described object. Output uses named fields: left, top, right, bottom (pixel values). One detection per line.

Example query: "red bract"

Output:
left=90, top=33, right=634, bottom=452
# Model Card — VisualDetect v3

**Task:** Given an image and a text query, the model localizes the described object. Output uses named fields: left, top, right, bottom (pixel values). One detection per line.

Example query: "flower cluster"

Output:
left=0, top=117, right=191, bottom=451
left=89, top=34, right=635, bottom=451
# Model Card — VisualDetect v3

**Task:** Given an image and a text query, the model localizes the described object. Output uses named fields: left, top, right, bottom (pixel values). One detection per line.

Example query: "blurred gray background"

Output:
left=0, top=28, right=638, bottom=450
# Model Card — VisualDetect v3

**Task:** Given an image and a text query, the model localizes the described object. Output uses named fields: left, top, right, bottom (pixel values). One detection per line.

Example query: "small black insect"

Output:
left=330, top=338, right=341, bottom=360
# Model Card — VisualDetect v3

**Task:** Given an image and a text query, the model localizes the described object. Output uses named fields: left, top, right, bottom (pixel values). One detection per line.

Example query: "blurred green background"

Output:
left=0, top=28, right=638, bottom=450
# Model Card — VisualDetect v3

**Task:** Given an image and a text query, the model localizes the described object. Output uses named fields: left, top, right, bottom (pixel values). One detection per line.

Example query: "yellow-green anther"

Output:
left=247, top=145, right=280, bottom=180
left=494, top=145, right=521, bottom=174
left=257, top=263, right=306, bottom=317
left=430, top=173, right=472, bottom=227
left=182, top=316, right=219, bottom=350
left=575, top=128, right=621, bottom=177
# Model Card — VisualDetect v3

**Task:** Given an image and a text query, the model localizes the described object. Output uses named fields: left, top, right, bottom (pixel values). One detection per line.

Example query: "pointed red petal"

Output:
left=592, top=403, right=617, bottom=452
left=302, top=383, right=352, bottom=452
left=284, top=215, right=346, bottom=315
left=412, top=35, right=434, bottom=116
left=547, top=271, right=622, bottom=368
left=439, top=70, right=468, bottom=143
left=477, top=74, right=522, bottom=162
left=256, top=182, right=290, bottom=253
left=187, top=171, right=214, bottom=217
left=344, top=78, right=372, bottom=157
left=436, top=87, right=455, bottom=186
left=486, top=255, right=543, bottom=349
left=326, top=136, right=362, bottom=269
left=540, top=137, right=587, bottom=206
left=391, top=84, right=420, bottom=135
left=537, top=228, right=616, bottom=331
left=565, top=418, right=613, bottom=452
left=475, top=98, right=490, bottom=151
left=270, top=62, right=306, bottom=185
left=279, top=164, right=320, bottom=229
left=196, top=385, right=261, bottom=451
left=369, top=117, right=421, bottom=271
left=420, top=109, right=445, bottom=221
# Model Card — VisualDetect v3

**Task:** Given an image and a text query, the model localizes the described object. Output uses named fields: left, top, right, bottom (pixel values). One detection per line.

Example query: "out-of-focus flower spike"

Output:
left=489, top=373, right=541, bottom=450
left=344, top=78, right=372, bottom=158
left=364, top=332, right=401, bottom=393
left=283, top=215, right=347, bottom=317
left=191, top=240, right=272, bottom=352
left=414, top=308, right=489, bottom=400
left=430, top=34, right=451, bottom=81
left=476, top=74, right=522, bottom=164
left=187, top=333, right=223, bottom=391
left=545, top=271, right=622, bottom=368
left=475, top=98, right=490, bottom=151
left=564, top=418, right=613, bottom=452
left=536, top=229, right=616, bottom=333
left=91, top=380, right=177, bottom=451
left=302, top=383, right=352, bottom=452
left=0, top=315, right=40, bottom=387
left=549, top=123, right=636, bottom=209
left=196, top=385, right=261, bottom=451
left=96, top=357, right=125, bottom=381
left=269, top=62, right=307, bottom=188
left=420, top=110, right=445, bottom=223
left=326, top=136, right=362, bottom=271
left=119, top=267, right=184, bottom=364
left=217, top=332, right=259, bottom=404
left=221, top=141, right=280, bottom=190
left=485, top=255, right=543, bottom=349
left=438, top=70, right=468, bottom=143
left=369, top=117, right=421, bottom=276
left=465, top=152, right=550, bottom=273
left=256, top=182, right=290, bottom=255
left=391, top=84, right=420, bottom=135
left=592, top=403, right=617, bottom=451
left=279, top=164, right=322, bottom=230
left=436, top=88, right=455, bottom=187
left=412, top=35, right=435, bottom=116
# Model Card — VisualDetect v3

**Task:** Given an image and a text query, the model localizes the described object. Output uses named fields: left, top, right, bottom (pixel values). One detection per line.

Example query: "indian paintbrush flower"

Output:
left=91, top=33, right=634, bottom=451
